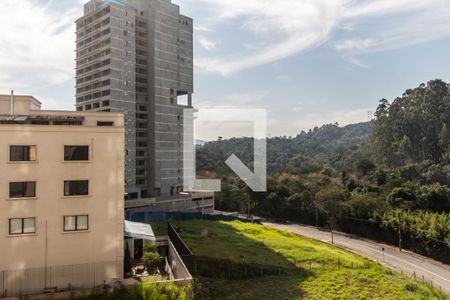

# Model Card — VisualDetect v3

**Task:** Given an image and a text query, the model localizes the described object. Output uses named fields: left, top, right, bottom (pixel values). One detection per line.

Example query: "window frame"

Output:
left=8, top=217, right=36, bottom=235
left=97, top=121, right=114, bottom=127
left=63, top=215, right=89, bottom=232
left=64, top=145, right=89, bottom=161
left=9, top=181, right=36, bottom=199
left=63, top=180, right=89, bottom=197
left=9, top=145, right=37, bottom=162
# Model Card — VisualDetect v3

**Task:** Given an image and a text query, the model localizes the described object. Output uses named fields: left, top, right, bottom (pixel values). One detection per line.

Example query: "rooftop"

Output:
left=0, top=94, right=124, bottom=127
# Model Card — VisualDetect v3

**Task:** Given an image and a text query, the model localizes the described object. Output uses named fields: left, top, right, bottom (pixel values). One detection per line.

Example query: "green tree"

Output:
left=315, top=186, right=345, bottom=244
left=439, top=123, right=450, bottom=163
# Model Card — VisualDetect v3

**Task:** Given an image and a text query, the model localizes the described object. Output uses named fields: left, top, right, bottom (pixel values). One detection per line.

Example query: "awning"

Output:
left=124, top=221, right=156, bottom=242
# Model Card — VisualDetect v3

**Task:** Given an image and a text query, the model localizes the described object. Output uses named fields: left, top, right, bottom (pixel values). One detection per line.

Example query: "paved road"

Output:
left=264, top=222, right=450, bottom=295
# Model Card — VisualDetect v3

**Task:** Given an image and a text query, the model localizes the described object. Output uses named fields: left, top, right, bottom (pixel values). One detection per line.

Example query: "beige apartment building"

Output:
left=0, top=94, right=125, bottom=297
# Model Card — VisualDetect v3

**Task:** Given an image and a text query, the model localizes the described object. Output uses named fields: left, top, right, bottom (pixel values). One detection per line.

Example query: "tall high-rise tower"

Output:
left=75, top=0, right=193, bottom=200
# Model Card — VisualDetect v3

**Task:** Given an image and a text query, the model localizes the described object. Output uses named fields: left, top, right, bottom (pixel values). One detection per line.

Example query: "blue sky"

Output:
left=1, top=0, right=450, bottom=140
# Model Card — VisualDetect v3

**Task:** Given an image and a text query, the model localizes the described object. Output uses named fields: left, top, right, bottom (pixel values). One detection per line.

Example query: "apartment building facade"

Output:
left=75, top=0, right=193, bottom=200
left=0, top=94, right=125, bottom=296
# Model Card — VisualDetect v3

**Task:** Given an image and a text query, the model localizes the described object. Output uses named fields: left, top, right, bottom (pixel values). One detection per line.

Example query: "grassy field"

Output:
left=166, top=220, right=447, bottom=300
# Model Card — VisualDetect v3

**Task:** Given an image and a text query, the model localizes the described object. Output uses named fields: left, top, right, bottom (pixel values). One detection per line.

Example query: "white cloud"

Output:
left=194, top=0, right=345, bottom=75
left=336, top=39, right=375, bottom=51
left=199, top=37, right=218, bottom=51
left=0, top=0, right=80, bottom=95
left=194, top=26, right=213, bottom=32
left=191, top=0, right=450, bottom=75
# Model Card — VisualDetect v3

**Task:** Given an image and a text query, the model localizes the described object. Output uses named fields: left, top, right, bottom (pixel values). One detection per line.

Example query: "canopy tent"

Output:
left=124, top=220, right=156, bottom=242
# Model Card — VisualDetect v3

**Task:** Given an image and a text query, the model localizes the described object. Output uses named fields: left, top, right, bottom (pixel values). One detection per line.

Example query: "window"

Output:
left=53, top=120, right=82, bottom=126
left=64, top=146, right=89, bottom=161
left=9, top=218, right=36, bottom=235
left=64, top=180, right=89, bottom=196
left=9, top=182, right=36, bottom=198
left=97, top=121, right=114, bottom=126
left=64, top=215, right=88, bottom=232
left=30, top=120, right=50, bottom=125
left=10, top=145, right=36, bottom=162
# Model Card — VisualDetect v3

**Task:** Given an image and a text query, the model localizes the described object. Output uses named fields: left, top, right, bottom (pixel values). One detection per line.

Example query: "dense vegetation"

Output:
left=80, top=282, right=191, bottom=300
left=196, top=79, right=450, bottom=263
left=177, top=220, right=446, bottom=299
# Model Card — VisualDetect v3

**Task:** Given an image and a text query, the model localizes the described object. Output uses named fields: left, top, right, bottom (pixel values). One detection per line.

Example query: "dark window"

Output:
left=9, top=218, right=36, bottom=235
left=10, top=146, right=37, bottom=161
left=30, top=120, right=50, bottom=125
left=64, top=215, right=88, bottom=232
left=9, top=182, right=36, bottom=198
left=97, top=121, right=114, bottom=126
left=64, top=146, right=89, bottom=161
left=102, top=100, right=110, bottom=107
left=64, top=180, right=89, bottom=196
left=53, top=120, right=82, bottom=126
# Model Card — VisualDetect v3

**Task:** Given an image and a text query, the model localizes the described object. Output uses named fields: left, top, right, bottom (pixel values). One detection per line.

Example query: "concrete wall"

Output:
left=168, top=240, right=191, bottom=281
left=0, top=95, right=41, bottom=115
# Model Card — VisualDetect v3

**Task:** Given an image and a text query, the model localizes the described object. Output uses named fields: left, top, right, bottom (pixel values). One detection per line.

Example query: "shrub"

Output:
left=82, top=282, right=192, bottom=300
left=144, top=243, right=157, bottom=253
left=142, top=252, right=162, bottom=274
left=405, top=283, right=419, bottom=292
